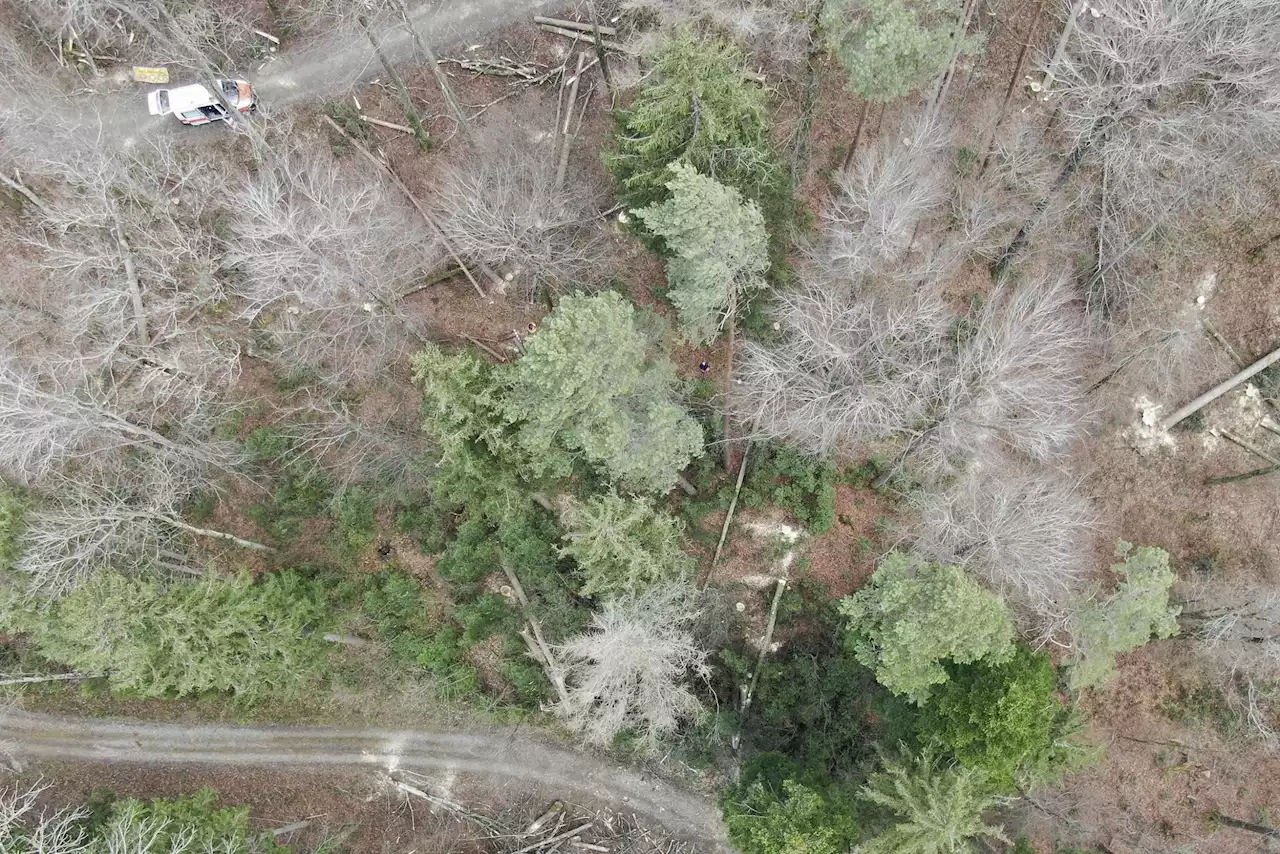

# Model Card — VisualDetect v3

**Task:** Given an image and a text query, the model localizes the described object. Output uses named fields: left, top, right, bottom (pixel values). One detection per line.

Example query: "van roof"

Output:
left=159, top=80, right=253, bottom=115
left=164, top=83, right=220, bottom=114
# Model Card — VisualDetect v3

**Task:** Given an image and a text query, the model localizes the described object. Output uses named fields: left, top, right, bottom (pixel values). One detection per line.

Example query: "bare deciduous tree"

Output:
left=915, top=463, right=1095, bottom=628
left=1173, top=579, right=1280, bottom=750
left=0, top=783, right=89, bottom=854
left=736, top=271, right=1089, bottom=474
left=1053, top=0, right=1280, bottom=311
left=16, top=137, right=229, bottom=374
left=622, top=0, right=815, bottom=64
left=918, top=273, right=1091, bottom=478
left=0, top=352, right=240, bottom=487
left=553, top=586, right=711, bottom=749
left=434, top=134, right=613, bottom=301
left=14, top=456, right=268, bottom=596
left=225, top=145, right=438, bottom=385
left=818, top=114, right=952, bottom=283
left=735, top=284, right=953, bottom=455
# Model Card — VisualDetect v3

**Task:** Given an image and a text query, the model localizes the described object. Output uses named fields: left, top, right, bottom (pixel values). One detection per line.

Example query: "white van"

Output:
left=147, top=79, right=257, bottom=126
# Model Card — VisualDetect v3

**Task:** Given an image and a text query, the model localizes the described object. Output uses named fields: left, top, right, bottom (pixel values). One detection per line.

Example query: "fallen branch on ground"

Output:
left=1161, top=344, right=1280, bottom=429
left=533, top=16, right=618, bottom=37
left=538, top=24, right=627, bottom=53
left=360, top=114, right=414, bottom=134
left=437, top=55, right=556, bottom=84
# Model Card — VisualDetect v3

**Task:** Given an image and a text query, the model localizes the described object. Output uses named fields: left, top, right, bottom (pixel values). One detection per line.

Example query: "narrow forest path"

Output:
left=104, top=0, right=562, bottom=141
left=253, top=0, right=563, bottom=106
left=1, top=711, right=731, bottom=851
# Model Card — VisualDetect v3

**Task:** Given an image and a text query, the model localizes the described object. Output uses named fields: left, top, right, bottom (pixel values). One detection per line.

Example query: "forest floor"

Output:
left=6, top=0, right=1280, bottom=851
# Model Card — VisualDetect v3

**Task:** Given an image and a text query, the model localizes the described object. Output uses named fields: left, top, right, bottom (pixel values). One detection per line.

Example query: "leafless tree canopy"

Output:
left=226, top=145, right=439, bottom=385
left=553, top=586, right=711, bottom=749
left=1055, top=0, right=1280, bottom=311
left=735, top=272, right=1090, bottom=475
left=433, top=133, right=614, bottom=301
left=622, top=0, right=815, bottom=64
left=13, top=456, right=221, bottom=596
left=820, top=117, right=953, bottom=284
left=1177, top=579, right=1280, bottom=750
left=915, top=464, right=1095, bottom=629
left=23, top=0, right=255, bottom=71
left=736, top=285, right=952, bottom=455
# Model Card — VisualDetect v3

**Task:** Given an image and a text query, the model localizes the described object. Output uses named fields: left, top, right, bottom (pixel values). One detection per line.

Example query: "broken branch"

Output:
left=533, top=16, right=618, bottom=37
left=1161, top=344, right=1280, bottom=429
left=360, top=114, right=415, bottom=134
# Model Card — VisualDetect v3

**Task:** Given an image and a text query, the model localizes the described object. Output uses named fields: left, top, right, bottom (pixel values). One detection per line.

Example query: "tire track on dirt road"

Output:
left=105, top=0, right=564, bottom=141
left=1, top=711, right=732, bottom=851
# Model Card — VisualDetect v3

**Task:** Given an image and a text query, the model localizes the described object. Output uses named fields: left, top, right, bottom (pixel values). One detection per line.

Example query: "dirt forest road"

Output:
left=1, top=711, right=731, bottom=851
left=108, top=0, right=562, bottom=141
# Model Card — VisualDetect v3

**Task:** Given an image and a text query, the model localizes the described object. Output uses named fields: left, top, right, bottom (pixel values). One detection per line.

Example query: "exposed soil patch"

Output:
left=797, top=483, right=895, bottom=599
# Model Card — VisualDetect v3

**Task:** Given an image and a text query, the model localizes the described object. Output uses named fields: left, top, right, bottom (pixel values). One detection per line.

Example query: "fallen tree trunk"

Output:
left=538, top=23, right=627, bottom=53
left=322, top=114, right=495, bottom=300
left=533, top=15, right=617, bottom=36
left=1161, top=345, right=1280, bottom=429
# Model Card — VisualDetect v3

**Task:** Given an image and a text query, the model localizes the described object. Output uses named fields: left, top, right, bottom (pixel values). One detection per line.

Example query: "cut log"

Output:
left=1160, top=345, right=1280, bottom=429
left=511, top=823, right=594, bottom=854
left=538, top=24, right=626, bottom=53
left=0, top=672, right=96, bottom=686
left=742, top=579, right=786, bottom=714
left=360, top=114, right=415, bottom=134
left=555, top=53, right=588, bottom=192
left=534, top=16, right=618, bottom=37
left=322, top=114, right=490, bottom=300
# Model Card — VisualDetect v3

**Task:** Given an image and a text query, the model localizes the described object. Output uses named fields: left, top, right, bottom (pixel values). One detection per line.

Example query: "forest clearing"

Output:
left=1, top=0, right=1279, bottom=852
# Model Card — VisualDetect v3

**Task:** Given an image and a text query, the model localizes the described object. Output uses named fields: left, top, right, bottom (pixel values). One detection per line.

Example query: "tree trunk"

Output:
left=0, top=672, right=94, bottom=686
left=398, top=0, right=468, bottom=132
left=841, top=100, right=872, bottom=173
left=359, top=14, right=430, bottom=150
left=587, top=2, right=615, bottom=102
left=723, top=313, right=737, bottom=472
left=107, top=199, right=150, bottom=346
left=788, top=0, right=828, bottom=185
left=1161, top=345, right=1280, bottom=430
left=993, top=138, right=1091, bottom=277
left=925, top=0, right=980, bottom=123
left=1043, top=0, right=1087, bottom=93
left=1213, top=813, right=1280, bottom=839
left=741, top=579, right=786, bottom=714
left=980, top=0, right=1046, bottom=176
left=1205, top=464, right=1280, bottom=487
left=555, top=53, right=588, bottom=192
left=702, top=428, right=757, bottom=589
left=157, top=515, right=276, bottom=551
left=0, top=171, right=51, bottom=215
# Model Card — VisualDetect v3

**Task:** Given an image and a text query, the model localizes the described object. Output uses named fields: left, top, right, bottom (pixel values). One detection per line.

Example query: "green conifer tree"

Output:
left=635, top=163, right=769, bottom=345
left=559, top=491, right=695, bottom=598
left=501, top=292, right=703, bottom=494
left=860, top=751, right=1008, bottom=854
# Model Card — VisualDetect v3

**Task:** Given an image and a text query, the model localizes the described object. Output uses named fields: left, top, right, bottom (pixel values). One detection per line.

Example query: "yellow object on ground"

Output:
left=133, top=67, right=170, bottom=84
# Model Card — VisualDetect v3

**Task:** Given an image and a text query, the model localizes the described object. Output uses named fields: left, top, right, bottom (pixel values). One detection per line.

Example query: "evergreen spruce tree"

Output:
left=501, top=292, right=703, bottom=494
left=635, top=164, right=769, bottom=345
